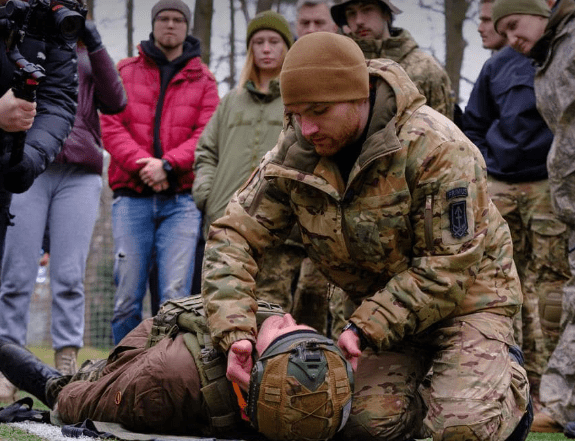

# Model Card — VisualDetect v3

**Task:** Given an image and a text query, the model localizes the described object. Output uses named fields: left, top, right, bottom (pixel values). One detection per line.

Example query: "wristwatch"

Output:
left=342, top=321, right=368, bottom=351
left=161, top=159, right=173, bottom=174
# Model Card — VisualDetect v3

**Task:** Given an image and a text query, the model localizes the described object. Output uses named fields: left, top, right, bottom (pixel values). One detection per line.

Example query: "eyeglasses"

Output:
left=155, top=16, right=186, bottom=25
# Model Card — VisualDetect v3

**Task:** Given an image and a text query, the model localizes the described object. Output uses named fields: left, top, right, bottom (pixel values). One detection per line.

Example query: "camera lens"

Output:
left=51, top=4, right=84, bottom=42
left=5, top=0, right=29, bottom=18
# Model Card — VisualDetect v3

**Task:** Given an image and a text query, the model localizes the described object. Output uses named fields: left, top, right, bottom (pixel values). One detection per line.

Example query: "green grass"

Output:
left=1, top=346, right=573, bottom=440
left=0, top=424, right=46, bottom=441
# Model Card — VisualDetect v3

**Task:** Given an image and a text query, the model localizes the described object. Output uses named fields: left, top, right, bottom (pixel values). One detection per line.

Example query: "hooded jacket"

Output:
left=202, top=59, right=522, bottom=353
left=353, top=28, right=454, bottom=120
left=192, top=80, right=284, bottom=239
left=100, top=35, right=219, bottom=194
left=530, top=0, right=575, bottom=228
left=0, top=35, right=77, bottom=190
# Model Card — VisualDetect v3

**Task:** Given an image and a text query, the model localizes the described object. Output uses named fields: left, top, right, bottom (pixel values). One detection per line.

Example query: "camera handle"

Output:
left=6, top=45, right=45, bottom=166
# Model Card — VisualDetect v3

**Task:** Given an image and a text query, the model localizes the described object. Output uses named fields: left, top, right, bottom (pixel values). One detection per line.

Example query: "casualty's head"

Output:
left=492, top=0, right=550, bottom=55
left=280, top=32, right=371, bottom=157
left=248, top=313, right=354, bottom=441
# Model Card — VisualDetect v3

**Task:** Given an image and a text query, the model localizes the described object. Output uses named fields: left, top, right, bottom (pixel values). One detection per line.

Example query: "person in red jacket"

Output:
left=100, top=0, right=219, bottom=344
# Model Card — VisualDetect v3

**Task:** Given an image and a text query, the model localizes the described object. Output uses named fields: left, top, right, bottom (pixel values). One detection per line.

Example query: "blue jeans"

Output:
left=111, top=193, right=201, bottom=344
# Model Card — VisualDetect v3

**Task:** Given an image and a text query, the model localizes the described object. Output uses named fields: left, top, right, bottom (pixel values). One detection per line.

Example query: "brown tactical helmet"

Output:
left=330, top=0, right=402, bottom=27
left=247, top=330, right=353, bottom=441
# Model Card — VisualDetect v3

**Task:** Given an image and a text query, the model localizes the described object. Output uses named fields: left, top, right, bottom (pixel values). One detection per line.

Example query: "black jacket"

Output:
left=0, top=34, right=78, bottom=193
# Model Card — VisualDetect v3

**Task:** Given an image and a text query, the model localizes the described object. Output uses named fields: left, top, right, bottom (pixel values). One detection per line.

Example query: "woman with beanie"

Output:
left=193, top=11, right=304, bottom=312
left=493, top=0, right=575, bottom=434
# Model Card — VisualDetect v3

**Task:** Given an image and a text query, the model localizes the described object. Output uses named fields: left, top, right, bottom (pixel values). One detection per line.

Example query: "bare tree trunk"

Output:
left=444, top=0, right=470, bottom=103
left=85, top=0, right=94, bottom=19
left=256, top=0, right=274, bottom=13
left=126, top=0, right=134, bottom=57
left=238, top=0, right=250, bottom=24
left=193, top=0, right=214, bottom=65
left=228, top=0, right=236, bottom=90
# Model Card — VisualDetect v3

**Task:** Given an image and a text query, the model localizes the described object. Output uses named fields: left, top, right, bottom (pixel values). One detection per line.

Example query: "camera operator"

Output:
left=0, top=0, right=81, bottom=263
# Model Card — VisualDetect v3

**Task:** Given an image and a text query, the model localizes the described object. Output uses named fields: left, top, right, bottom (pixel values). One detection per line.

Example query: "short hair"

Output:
left=296, top=0, right=334, bottom=12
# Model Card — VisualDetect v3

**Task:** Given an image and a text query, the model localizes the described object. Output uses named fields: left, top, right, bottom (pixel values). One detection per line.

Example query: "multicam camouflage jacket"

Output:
left=352, top=28, right=454, bottom=120
left=532, top=0, right=575, bottom=229
left=202, top=58, right=522, bottom=353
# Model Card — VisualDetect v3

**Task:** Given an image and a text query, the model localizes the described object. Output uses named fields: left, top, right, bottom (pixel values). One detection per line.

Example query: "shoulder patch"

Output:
left=446, top=187, right=468, bottom=200
left=449, top=200, right=468, bottom=238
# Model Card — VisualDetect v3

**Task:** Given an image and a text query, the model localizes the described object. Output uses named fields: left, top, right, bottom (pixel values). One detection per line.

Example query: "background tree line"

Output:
left=86, top=0, right=484, bottom=106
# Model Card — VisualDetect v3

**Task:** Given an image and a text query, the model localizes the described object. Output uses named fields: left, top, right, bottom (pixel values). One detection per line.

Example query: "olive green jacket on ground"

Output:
left=532, top=0, right=575, bottom=229
left=202, top=59, right=522, bottom=353
left=193, top=80, right=284, bottom=239
left=353, top=28, right=454, bottom=120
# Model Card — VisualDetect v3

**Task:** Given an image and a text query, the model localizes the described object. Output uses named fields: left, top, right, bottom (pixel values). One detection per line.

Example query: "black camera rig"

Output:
left=0, top=0, right=86, bottom=166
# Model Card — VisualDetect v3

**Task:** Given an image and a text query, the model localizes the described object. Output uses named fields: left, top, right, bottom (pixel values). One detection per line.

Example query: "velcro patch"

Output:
left=446, top=187, right=468, bottom=200
left=449, top=201, right=468, bottom=238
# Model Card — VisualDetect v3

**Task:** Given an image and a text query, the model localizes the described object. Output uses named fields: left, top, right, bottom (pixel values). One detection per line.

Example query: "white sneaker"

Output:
left=0, top=372, right=18, bottom=403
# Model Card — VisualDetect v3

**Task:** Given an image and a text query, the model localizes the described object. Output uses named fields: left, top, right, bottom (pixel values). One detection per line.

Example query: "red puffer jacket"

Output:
left=101, top=39, right=219, bottom=193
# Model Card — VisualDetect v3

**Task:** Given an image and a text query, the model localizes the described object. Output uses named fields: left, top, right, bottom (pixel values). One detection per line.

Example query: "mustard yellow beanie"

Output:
left=280, top=32, right=369, bottom=106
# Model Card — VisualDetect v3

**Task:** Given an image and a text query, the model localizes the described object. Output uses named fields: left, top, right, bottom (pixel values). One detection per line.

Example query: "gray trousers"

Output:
left=0, top=163, right=101, bottom=349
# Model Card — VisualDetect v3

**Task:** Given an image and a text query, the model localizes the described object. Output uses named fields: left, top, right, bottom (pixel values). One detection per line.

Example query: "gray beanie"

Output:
left=151, top=0, right=192, bottom=26
left=492, top=0, right=551, bottom=31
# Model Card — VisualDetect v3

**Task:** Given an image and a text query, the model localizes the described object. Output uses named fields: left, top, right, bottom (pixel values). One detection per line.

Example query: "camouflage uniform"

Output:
left=488, top=178, right=569, bottom=376
left=530, top=0, right=575, bottom=426
left=203, top=58, right=528, bottom=439
left=353, top=28, right=454, bottom=119
left=323, top=27, right=456, bottom=336
left=192, top=80, right=307, bottom=323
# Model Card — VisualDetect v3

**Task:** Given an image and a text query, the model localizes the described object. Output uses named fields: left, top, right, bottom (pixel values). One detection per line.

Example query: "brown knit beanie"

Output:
left=492, top=0, right=551, bottom=31
left=151, top=0, right=192, bottom=26
left=246, top=10, right=294, bottom=49
left=280, top=32, right=369, bottom=106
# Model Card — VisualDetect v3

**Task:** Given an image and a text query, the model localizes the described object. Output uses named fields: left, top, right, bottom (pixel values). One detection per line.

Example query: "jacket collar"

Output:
left=530, top=0, right=575, bottom=67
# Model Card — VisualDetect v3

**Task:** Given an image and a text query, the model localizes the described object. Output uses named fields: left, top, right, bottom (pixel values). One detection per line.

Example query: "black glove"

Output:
left=81, top=20, right=103, bottom=53
left=2, top=154, right=35, bottom=194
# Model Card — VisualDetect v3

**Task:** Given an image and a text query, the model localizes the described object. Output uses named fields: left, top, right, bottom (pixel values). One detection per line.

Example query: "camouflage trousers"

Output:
left=340, top=313, right=529, bottom=441
left=539, top=227, right=575, bottom=426
left=488, top=177, right=570, bottom=390
left=256, top=243, right=329, bottom=334
left=292, top=256, right=329, bottom=335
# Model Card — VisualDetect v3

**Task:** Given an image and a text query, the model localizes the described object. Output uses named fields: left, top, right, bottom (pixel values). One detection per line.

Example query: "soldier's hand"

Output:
left=0, top=89, right=36, bottom=132
left=227, top=340, right=253, bottom=391
left=338, top=330, right=361, bottom=371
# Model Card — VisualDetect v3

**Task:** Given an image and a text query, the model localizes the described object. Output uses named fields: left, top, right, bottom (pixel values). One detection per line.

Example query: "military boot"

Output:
left=0, top=371, right=18, bottom=403
left=0, top=338, right=67, bottom=408
left=54, top=346, right=79, bottom=375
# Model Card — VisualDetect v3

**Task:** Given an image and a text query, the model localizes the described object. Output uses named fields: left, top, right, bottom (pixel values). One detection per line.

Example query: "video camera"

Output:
left=0, top=0, right=87, bottom=45
left=0, top=0, right=86, bottom=168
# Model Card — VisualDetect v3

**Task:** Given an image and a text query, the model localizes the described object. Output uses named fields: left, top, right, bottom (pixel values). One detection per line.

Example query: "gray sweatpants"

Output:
left=0, top=163, right=102, bottom=349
